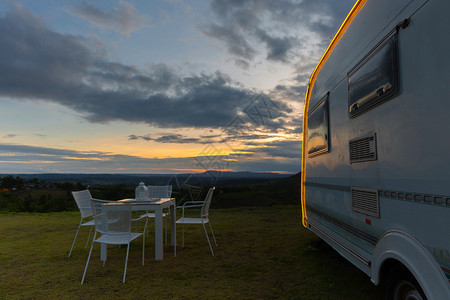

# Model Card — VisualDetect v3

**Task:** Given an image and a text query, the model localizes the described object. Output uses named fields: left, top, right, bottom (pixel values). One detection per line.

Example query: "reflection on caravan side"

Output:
left=307, top=95, right=329, bottom=157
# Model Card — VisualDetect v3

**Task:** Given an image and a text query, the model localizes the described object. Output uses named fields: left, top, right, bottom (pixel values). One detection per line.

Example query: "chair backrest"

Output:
left=148, top=185, right=172, bottom=198
left=189, top=186, right=203, bottom=202
left=201, top=187, right=215, bottom=218
left=91, top=199, right=132, bottom=235
left=72, top=190, right=94, bottom=218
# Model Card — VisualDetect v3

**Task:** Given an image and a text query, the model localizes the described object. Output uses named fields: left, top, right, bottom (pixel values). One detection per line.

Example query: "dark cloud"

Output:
left=202, top=23, right=256, bottom=60
left=260, top=140, right=302, bottom=159
left=255, top=29, right=294, bottom=62
left=68, top=1, right=149, bottom=35
left=270, top=84, right=307, bottom=102
left=0, top=143, right=103, bottom=158
left=0, top=5, right=290, bottom=131
left=234, top=59, right=250, bottom=70
left=240, top=140, right=301, bottom=159
left=231, top=133, right=273, bottom=141
left=129, top=134, right=209, bottom=144
left=129, top=132, right=276, bottom=145
left=203, top=0, right=355, bottom=66
left=0, top=142, right=190, bottom=173
left=0, top=142, right=300, bottom=173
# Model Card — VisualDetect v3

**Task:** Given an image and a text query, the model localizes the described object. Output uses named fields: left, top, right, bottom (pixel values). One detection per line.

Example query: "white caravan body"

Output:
left=301, top=0, right=450, bottom=298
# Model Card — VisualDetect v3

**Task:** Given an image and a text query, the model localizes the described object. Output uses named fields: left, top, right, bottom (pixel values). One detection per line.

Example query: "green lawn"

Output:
left=0, top=205, right=383, bottom=299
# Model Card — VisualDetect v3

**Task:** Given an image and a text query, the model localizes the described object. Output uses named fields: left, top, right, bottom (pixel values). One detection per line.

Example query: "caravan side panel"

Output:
left=302, top=0, right=450, bottom=298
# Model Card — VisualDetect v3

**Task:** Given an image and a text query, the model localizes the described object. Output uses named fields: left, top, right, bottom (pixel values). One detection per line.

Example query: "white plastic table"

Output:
left=100, top=198, right=176, bottom=262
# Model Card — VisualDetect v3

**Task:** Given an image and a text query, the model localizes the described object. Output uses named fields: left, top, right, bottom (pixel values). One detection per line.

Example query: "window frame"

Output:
left=347, top=30, right=399, bottom=118
left=307, top=92, right=330, bottom=157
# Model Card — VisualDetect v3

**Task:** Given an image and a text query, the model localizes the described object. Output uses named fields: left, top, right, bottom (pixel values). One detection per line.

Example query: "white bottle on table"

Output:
left=135, top=182, right=148, bottom=200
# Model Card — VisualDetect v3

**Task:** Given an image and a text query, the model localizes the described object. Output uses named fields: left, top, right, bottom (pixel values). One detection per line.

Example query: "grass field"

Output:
left=0, top=205, right=384, bottom=299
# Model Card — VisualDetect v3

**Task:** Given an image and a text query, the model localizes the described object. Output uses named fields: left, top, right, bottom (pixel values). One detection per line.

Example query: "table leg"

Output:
left=170, top=204, right=176, bottom=256
left=155, top=207, right=163, bottom=261
left=100, top=211, right=107, bottom=263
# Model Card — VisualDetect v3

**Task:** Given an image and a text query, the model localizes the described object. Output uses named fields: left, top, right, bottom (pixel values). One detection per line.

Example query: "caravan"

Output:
left=301, top=0, right=450, bottom=299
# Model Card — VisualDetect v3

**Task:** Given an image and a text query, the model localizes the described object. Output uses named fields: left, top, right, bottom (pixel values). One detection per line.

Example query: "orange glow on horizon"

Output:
left=260, top=171, right=296, bottom=175
left=171, top=168, right=234, bottom=173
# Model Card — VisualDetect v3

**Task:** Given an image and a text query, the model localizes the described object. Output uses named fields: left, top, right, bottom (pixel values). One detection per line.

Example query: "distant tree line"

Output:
left=0, top=175, right=144, bottom=213
left=0, top=175, right=25, bottom=190
left=0, top=175, right=85, bottom=213
left=0, top=173, right=301, bottom=213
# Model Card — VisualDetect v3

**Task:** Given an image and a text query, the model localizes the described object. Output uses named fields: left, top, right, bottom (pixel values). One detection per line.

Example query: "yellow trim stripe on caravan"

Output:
left=301, top=0, right=367, bottom=227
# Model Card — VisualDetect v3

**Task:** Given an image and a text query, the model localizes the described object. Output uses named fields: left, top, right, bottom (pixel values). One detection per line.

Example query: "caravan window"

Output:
left=307, top=94, right=329, bottom=157
left=348, top=31, right=399, bottom=117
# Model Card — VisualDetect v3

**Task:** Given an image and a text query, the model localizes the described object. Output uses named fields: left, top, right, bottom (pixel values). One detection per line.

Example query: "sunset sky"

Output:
left=0, top=0, right=355, bottom=174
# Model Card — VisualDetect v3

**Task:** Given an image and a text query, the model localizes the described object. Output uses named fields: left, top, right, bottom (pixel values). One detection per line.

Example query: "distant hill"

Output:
left=213, top=172, right=301, bottom=208
left=1, top=171, right=293, bottom=188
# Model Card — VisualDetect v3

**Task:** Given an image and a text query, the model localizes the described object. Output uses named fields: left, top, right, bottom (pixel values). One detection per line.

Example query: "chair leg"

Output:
left=182, top=223, right=185, bottom=248
left=85, top=226, right=93, bottom=248
left=142, top=230, right=145, bottom=266
left=123, top=243, right=130, bottom=283
left=208, top=222, right=217, bottom=246
left=166, top=208, right=171, bottom=245
left=144, top=213, right=150, bottom=237
left=69, top=222, right=82, bottom=257
left=144, top=210, right=149, bottom=237
left=165, top=214, right=168, bottom=245
left=143, top=217, right=149, bottom=236
left=202, top=223, right=214, bottom=256
left=81, top=240, right=95, bottom=284
left=173, top=220, right=176, bottom=258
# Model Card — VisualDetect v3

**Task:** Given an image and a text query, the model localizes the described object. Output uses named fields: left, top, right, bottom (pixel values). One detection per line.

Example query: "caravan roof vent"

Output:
left=351, top=187, right=379, bottom=218
left=349, top=133, right=377, bottom=163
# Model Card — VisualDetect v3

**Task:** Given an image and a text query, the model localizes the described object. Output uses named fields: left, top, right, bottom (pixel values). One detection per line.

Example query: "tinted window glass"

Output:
left=307, top=95, right=329, bottom=157
left=348, top=32, right=398, bottom=117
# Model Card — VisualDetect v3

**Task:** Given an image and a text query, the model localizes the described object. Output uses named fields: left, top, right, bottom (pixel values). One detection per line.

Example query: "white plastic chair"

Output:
left=81, top=199, right=145, bottom=284
left=176, top=187, right=217, bottom=256
left=136, top=185, right=172, bottom=243
left=68, top=190, right=96, bottom=257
